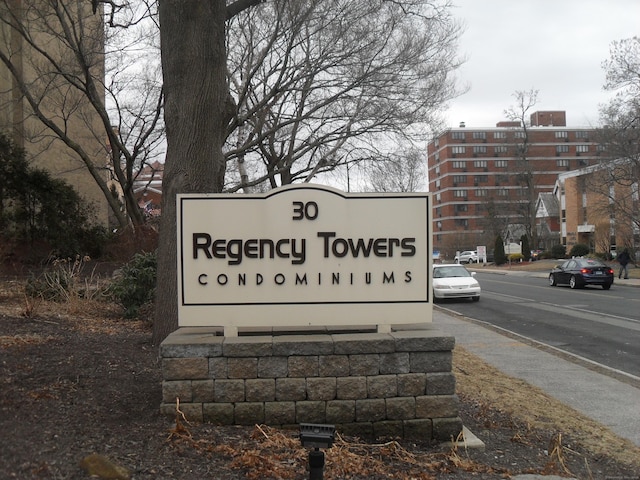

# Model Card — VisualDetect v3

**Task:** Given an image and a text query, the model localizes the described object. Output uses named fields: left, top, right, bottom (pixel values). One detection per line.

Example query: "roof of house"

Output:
left=536, top=192, right=559, bottom=218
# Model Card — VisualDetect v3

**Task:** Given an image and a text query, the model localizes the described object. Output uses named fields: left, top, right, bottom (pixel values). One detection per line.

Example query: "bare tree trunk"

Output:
left=153, top=0, right=231, bottom=344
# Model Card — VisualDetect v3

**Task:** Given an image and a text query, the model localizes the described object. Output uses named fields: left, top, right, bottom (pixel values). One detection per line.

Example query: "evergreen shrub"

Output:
left=108, top=252, right=157, bottom=319
left=550, top=244, right=566, bottom=259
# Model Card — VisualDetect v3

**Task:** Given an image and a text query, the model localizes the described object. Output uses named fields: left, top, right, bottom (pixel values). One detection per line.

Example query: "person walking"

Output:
left=617, top=248, right=631, bottom=279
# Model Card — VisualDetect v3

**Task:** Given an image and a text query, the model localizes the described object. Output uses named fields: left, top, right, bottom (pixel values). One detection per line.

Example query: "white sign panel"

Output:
left=477, top=245, right=487, bottom=263
left=177, top=184, right=432, bottom=335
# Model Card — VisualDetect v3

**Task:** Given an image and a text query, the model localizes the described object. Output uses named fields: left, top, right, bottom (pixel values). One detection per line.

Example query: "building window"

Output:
left=497, top=188, right=509, bottom=196
left=494, top=145, right=508, bottom=155
left=556, top=145, right=569, bottom=154
left=514, top=144, right=528, bottom=156
left=454, top=219, right=469, bottom=227
left=576, top=145, right=589, bottom=153
left=514, top=131, right=526, bottom=138
left=452, top=160, right=466, bottom=169
left=435, top=152, right=440, bottom=162
left=453, top=189, right=467, bottom=198
left=473, top=160, right=488, bottom=168
left=472, top=131, right=486, bottom=140
left=496, top=174, right=509, bottom=184
left=555, top=131, right=568, bottom=139
left=452, top=175, right=467, bottom=184
left=493, top=131, right=507, bottom=139
left=495, top=159, right=508, bottom=168
left=475, top=189, right=488, bottom=197
left=575, top=130, right=589, bottom=139
left=452, top=131, right=465, bottom=140
left=473, top=146, right=487, bottom=155
left=455, top=204, right=468, bottom=212
left=557, top=159, right=569, bottom=167
left=474, top=175, right=488, bottom=184
left=452, top=146, right=466, bottom=154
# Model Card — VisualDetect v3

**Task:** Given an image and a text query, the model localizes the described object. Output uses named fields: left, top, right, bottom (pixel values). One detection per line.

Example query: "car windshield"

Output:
left=434, top=266, right=472, bottom=278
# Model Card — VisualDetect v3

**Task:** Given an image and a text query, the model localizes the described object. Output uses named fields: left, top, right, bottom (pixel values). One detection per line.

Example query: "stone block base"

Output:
left=160, top=327, right=461, bottom=442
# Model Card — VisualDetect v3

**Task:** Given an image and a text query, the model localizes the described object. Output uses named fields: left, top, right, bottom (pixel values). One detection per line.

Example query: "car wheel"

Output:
left=569, top=275, right=579, bottom=289
left=549, top=274, right=557, bottom=286
left=602, top=283, right=612, bottom=290
left=472, top=296, right=480, bottom=302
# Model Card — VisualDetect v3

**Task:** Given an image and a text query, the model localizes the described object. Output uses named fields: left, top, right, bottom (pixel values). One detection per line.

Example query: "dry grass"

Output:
left=454, top=347, right=640, bottom=470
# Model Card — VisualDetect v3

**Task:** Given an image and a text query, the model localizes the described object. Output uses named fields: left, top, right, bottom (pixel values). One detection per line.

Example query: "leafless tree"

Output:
left=224, top=0, right=463, bottom=191
left=154, top=0, right=464, bottom=343
left=591, top=37, right=640, bottom=249
left=154, top=0, right=265, bottom=344
left=476, top=194, right=510, bottom=249
left=0, top=0, right=164, bottom=229
left=364, top=145, right=427, bottom=193
left=503, top=88, right=539, bottom=249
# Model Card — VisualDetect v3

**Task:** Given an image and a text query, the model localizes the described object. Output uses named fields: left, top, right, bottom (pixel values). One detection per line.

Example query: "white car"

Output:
left=432, top=264, right=481, bottom=301
left=454, top=250, right=478, bottom=264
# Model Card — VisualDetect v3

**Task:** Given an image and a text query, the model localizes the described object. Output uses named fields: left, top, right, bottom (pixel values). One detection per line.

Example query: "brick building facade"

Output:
left=556, top=160, right=639, bottom=256
left=427, top=111, right=603, bottom=258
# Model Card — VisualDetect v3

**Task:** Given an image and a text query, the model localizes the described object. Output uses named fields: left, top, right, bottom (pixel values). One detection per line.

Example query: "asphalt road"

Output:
left=435, top=271, right=640, bottom=379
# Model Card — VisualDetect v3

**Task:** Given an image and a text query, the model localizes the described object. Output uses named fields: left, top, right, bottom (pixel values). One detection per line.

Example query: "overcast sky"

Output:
left=444, top=0, right=640, bottom=129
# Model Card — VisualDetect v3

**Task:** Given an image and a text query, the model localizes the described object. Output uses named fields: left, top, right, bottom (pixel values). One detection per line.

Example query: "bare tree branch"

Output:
left=224, top=0, right=464, bottom=190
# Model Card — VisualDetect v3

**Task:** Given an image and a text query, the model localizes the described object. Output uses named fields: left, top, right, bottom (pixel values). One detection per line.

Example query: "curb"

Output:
left=468, top=267, right=640, bottom=287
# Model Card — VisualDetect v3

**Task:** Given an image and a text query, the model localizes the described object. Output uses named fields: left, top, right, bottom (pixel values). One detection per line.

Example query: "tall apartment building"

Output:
left=427, top=111, right=603, bottom=257
left=0, top=1, right=109, bottom=226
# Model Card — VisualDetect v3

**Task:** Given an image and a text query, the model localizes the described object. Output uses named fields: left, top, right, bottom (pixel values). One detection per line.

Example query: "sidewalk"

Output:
left=433, top=309, right=640, bottom=447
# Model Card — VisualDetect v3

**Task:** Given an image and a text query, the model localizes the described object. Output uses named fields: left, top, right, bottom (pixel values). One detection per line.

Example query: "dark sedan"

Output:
left=549, top=258, right=614, bottom=290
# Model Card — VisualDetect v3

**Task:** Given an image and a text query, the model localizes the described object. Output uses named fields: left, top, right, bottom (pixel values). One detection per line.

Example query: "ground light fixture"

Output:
left=299, top=423, right=336, bottom=480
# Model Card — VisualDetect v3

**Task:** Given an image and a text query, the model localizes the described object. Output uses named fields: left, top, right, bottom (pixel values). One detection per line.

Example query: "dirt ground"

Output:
left=1, top=274, right=640, bottom=479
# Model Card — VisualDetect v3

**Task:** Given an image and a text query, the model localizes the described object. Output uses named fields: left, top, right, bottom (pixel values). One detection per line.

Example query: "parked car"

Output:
left=548, top=258, right=614, bottom=290
left=454, top=250, right=478, bottom=264
left=530, top=250, right=543, bottom=261
left=433, top=264, right=481, bottom=301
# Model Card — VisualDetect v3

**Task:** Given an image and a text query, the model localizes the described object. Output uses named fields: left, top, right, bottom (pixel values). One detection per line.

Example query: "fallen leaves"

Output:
left=165, top=420, right=510, bottom=480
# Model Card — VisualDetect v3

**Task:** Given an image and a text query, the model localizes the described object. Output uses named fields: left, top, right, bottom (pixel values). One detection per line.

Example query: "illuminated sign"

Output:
left=177, top=184, right=432, bottom=335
